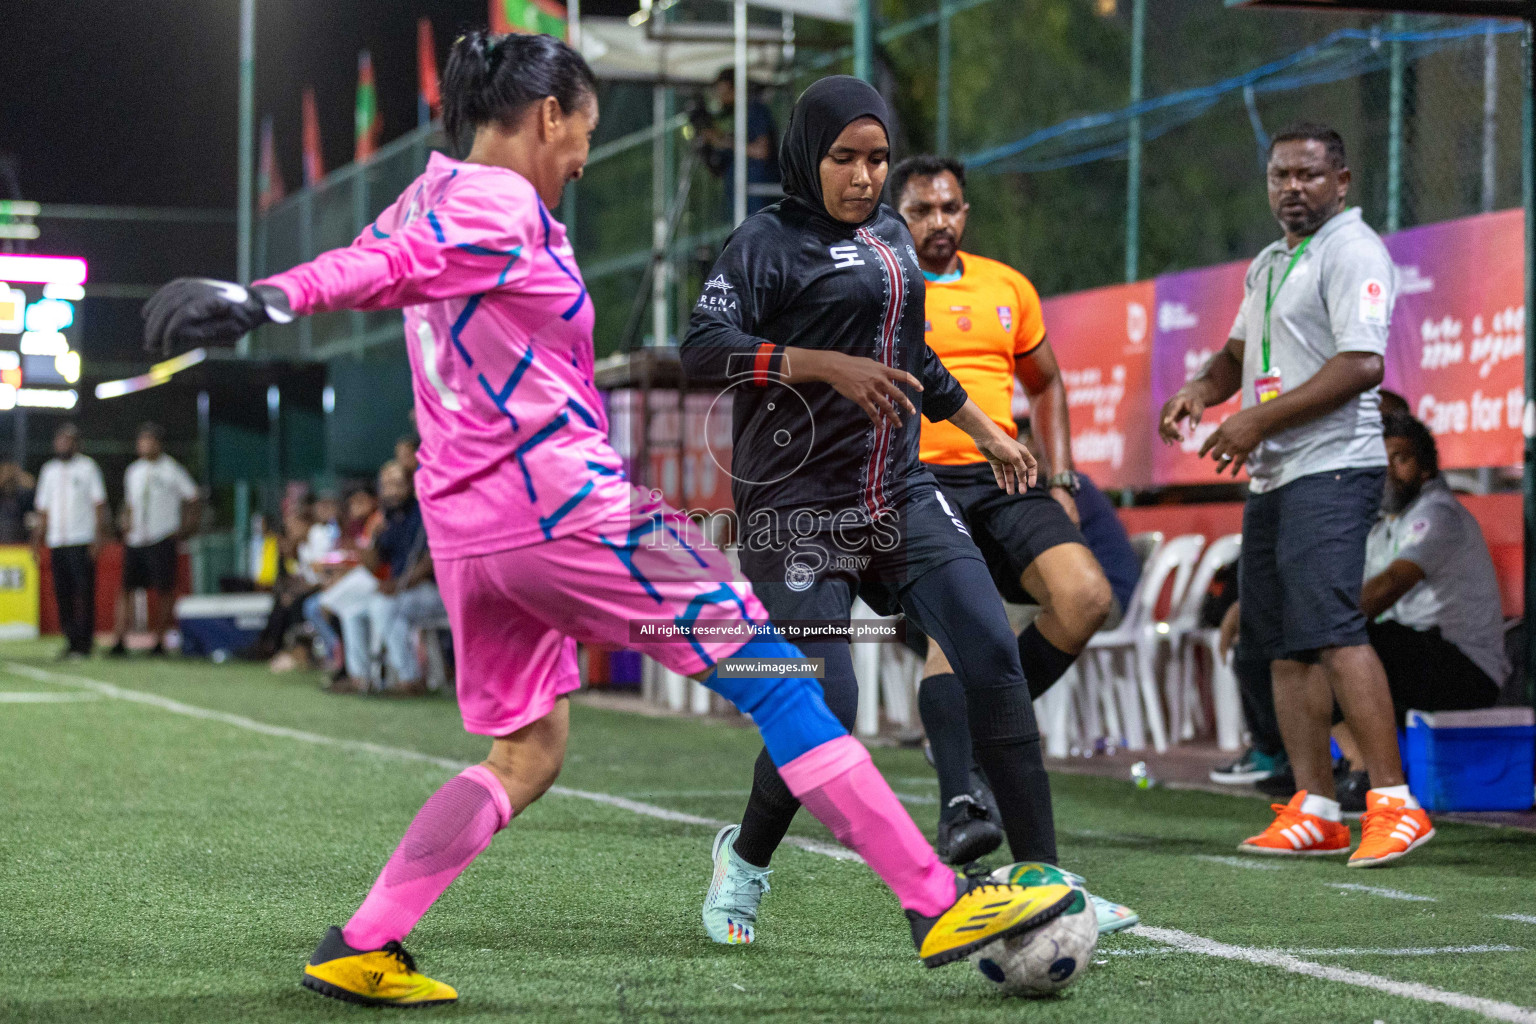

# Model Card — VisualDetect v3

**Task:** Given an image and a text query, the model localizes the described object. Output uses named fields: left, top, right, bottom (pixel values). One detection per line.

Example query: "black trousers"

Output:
left=51, top=545, right=96, bottom=655
left=1235, top=621, right=1500, bottom=744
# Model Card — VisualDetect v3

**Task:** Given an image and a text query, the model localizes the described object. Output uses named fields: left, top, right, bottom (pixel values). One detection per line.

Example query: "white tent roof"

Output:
left=579, top=17, right=785, bottom=83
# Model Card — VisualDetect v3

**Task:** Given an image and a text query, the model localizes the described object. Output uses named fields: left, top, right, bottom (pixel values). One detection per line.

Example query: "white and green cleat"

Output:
left=703, top=824, right=772, bottom=945
left=989, top=861, right=1139, bottom=935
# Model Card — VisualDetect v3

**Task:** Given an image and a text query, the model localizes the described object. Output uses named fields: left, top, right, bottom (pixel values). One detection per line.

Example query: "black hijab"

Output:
left=778, top=75, right=890, bottom=223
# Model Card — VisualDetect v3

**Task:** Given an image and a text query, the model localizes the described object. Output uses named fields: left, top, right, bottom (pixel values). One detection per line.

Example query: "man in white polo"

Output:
left=109, top=422, right=199, bottom=656
left=33, top=422, right=108, bottom=659
left=1160, top=122, right=1431, bottom=868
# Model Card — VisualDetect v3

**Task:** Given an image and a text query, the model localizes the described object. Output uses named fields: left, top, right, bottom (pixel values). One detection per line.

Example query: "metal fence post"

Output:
left=937, top=0, right=953, bottom=154
left=236, top=0, right=255, bottom=357
left=855, top=0, right=875, bottom=83
left=1387, top=13, right=1405, bottom=233
left=1483, top=23, right=1498, bottom=214
left=1523, top=20, right=1534, bottom=700
left=1125, top=0, right=1144, bottom=283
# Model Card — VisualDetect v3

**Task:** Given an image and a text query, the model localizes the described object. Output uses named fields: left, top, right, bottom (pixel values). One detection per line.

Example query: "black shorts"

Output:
left=926, top=462, right=1086, bottom=605
left=122, top=536, right=178, bottom=593
left=1238, top=467, right=1384, bottom=663
left=1367, top=619, right=1500, bottom=725
left=737, top=478, right=987, bottom=625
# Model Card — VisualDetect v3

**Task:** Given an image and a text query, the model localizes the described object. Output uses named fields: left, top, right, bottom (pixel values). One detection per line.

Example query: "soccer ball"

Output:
left=968, top=863, right=1099, bottom=996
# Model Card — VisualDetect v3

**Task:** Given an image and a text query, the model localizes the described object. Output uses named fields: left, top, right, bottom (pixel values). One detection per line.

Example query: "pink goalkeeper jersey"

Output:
left=260, top=152, right=628, bottom=559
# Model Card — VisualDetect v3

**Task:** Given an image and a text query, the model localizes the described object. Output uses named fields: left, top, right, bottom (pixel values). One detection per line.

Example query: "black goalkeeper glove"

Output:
left=141, top=278, right=294, bottom=356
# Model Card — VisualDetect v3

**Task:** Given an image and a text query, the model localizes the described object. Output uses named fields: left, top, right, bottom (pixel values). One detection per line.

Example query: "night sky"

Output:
left=0, top=0, right=634, bottom=359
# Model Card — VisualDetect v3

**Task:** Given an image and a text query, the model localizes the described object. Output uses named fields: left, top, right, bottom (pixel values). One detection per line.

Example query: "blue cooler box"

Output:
left=176, top=593, right=275, bottom=660
left=1404, top=707, right=1535, bottom=812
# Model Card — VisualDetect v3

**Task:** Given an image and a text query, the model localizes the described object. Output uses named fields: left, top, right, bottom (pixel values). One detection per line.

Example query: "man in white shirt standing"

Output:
left=33, top=423, right=108, bottom=659
left=109, top=423, right=199, bottom=656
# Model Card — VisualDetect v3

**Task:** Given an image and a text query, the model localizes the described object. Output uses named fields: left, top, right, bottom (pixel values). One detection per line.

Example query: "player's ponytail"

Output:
left=443, top=29, right=597, bottom=155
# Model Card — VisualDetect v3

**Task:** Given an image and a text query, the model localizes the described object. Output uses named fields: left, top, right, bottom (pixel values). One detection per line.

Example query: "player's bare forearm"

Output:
left=1017, top=341, right=1072, bottom=476
left=1247, top=351, right=1383, bottom=438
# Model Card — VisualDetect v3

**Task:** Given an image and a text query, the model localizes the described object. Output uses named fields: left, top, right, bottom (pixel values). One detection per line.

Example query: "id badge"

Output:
left=1255, top=367, right=1283, bottom=404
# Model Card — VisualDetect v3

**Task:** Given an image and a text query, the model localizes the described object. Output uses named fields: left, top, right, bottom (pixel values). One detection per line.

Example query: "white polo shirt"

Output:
left=124, top=455, right=199, bottom=547
left=35, top=454, right=106, bottom=549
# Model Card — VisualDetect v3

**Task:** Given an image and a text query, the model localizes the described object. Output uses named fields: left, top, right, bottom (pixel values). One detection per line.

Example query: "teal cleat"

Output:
left=703, top=824, right=772, bottom=945
left=1056, top=867, right=1139, bottom=935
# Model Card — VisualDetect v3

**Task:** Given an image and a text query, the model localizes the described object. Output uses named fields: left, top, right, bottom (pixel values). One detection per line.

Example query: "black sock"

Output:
left=733, top=746, right=800, bottom=868
left=1017, top=624, right=1078, bottom=700
left=918, top=672, right=974, bottom=815
left=967, top=684, right=1058, bottom=865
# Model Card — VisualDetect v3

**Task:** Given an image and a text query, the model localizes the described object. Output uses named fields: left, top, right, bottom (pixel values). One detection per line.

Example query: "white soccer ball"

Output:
left=968, top=884, right=1099, bottom=996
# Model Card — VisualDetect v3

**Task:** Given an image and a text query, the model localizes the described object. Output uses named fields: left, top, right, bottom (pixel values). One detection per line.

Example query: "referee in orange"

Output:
left=892, top=157, right=1121, bottom=886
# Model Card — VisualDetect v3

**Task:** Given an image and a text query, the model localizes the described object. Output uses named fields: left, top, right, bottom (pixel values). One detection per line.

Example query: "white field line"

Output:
left=1109, top=944, right=1524, bottom=958
left=1134, top=927, right=1536, bottom=1024
left=1495, top=914, right=1536, bottom=925
left=1193, top=854, right=1283, bottom=871
left=621, top=788, right=938, bottom=806
left=0, top=690, right=101, bottom=702
left=1326, top=882, right=1437, bottom=902
left=15, top=661, right=1536, bottom=1023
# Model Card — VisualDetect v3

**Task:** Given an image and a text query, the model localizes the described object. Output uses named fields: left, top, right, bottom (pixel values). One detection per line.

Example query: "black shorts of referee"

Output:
left=122, top=535, right=179, bottom=593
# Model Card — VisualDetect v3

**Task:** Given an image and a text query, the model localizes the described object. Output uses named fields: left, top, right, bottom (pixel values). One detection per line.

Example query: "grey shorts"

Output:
left=1237, top=467, right=1384, bottom=664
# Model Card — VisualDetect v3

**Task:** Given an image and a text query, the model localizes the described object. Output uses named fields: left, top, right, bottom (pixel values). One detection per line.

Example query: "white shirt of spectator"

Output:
left=123, top=455, right=198, bottom=547
left=1363, top=476, right=1509, bottom=685
left=35, top=453, right=106, bottom=549
left=299, top=521, right=340, bottom=585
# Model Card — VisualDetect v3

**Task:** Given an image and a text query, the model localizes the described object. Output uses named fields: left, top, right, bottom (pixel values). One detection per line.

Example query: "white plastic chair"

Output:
left=1046, top=532, right=1160, bottom=756
left=1081, top=533, right=1206, bottom=752
left=1166, top=534, right=1243, bottom=748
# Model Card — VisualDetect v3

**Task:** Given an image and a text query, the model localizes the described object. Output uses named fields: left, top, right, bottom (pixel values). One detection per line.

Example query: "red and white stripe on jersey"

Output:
left=854, top=226, right=906, bottom=519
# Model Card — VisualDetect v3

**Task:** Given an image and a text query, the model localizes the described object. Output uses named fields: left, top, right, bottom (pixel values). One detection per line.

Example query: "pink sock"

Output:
left=779, top=735, right=956, bottom=917
left=342, top=765, right=513, bottom=950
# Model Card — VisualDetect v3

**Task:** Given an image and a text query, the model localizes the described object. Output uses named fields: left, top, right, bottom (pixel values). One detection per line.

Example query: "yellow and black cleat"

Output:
left=908, top=882, right=1077, bottom=967
left=300, top=926, right=458, bottom=1008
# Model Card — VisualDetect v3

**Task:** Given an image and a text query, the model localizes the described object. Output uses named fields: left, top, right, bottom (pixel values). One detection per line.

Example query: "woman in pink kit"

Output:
left=142, top=30, right=1068, bottom=1008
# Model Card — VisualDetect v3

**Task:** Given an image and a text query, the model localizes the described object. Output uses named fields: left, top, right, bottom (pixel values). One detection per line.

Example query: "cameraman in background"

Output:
left=692, top=67, right=780, bottom=218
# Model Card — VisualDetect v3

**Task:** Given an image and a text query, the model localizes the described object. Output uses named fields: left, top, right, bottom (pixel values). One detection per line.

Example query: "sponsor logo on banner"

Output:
left=997, top=305, right=1013, bottom=332
left=1360, top=279, right=1389, bottom=325
left=1158, top=301, right=1199, bottom=331
left=1127, top=302, right=1149, bottom=349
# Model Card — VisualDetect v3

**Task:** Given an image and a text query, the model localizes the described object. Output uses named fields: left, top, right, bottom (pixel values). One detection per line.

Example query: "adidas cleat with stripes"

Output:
left=301, top=926, right=457, bottom=1008
left=908, top=882, right=1078, bottom=968
left=1239, top=791, right=1351, bottom=856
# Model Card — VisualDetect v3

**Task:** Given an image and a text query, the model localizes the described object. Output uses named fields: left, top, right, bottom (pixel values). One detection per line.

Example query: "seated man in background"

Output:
left=1358, top=413, right=1506, bottom=721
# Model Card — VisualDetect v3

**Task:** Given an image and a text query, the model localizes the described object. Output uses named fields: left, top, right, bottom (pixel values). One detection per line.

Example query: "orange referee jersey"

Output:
left=920, top=251, right=1046, bottom=466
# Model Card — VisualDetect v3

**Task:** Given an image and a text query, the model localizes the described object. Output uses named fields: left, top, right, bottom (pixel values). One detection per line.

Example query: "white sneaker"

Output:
left=702, top=824, right=771, bottom=945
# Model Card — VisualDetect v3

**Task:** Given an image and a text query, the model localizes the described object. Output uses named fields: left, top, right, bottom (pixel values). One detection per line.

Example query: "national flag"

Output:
left=257, top=115, right=285, bottom=213
left=302, top=87, right=325, bottom=187
left=355, top=50, right=381, bottom=163
left=490, top=0, right=567, bottom=38
left=417, top=18, right=441, bottom=128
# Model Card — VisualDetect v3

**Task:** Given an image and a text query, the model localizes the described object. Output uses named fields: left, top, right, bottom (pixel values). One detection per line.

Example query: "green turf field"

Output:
left=3, top=640, right=1534, bottom=1023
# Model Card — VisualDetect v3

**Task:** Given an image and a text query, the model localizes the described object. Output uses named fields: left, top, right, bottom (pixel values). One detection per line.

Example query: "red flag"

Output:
left=301, top=87, right=325, bottom=187
left=355, top=50, right=381, bottom=163
left=257, top=115, right=285, bottom=212
left=417, top=18, right=441, bottom=128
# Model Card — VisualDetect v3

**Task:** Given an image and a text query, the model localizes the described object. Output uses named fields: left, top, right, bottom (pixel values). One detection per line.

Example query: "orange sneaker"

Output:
left=1348, top=791, right=1434, bottom=868
left=1238, top=791, right=1351, bottom=856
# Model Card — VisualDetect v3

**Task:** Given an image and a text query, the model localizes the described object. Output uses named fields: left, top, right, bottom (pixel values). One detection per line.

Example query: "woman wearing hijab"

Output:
left=683, top=76, right=1131, bottom=945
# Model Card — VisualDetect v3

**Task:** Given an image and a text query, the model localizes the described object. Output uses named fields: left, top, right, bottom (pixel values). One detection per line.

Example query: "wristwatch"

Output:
left=1047, top=471, right=1080, bottom=495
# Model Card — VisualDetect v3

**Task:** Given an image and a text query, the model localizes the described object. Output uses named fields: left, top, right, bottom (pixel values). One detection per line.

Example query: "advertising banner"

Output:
left=1149, top=259, right=1250, bottom=485
left=1384, top=208, right=1525, bottom=470
left=1042, top=280, right=1157, bottom=489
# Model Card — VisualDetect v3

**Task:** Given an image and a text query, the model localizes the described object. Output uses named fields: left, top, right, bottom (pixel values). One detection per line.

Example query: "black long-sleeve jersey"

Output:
left=680, top=200, right=969, bottom=525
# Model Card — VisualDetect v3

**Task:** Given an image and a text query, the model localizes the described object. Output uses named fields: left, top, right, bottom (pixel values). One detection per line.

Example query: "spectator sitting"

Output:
left=312, top=484, right=386, bottom=689
left=241, top=504, right=319, bottom=662
left=337, top=461, right=443, bottom=694
left=395, top=434, right=420, bottom=477
left=1358, top=413, right=1506, bottom=721
left=109, top=423, right=199, bottom=657
left=270, top=494, right=344, bottom=672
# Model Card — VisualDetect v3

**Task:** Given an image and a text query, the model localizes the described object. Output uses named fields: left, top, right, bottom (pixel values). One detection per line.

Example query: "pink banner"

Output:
left=1149, top=260, right=1249, bottom=485
left=1042, top=281, right=1157, bottom=489
left=1383, top=208, right=1525, bottom=470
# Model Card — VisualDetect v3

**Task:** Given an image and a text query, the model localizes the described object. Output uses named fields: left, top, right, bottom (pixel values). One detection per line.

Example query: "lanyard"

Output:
left=1261, top=236, right=1311, bottom=373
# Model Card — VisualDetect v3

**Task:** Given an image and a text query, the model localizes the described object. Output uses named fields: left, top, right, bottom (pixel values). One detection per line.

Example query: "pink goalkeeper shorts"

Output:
left=435, top=511, right=765, bottom=738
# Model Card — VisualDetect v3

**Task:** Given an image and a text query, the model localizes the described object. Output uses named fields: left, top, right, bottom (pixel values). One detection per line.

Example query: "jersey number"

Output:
left=415, top=321, right=463, bottom=411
